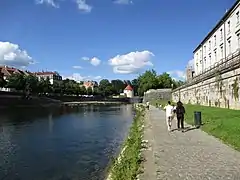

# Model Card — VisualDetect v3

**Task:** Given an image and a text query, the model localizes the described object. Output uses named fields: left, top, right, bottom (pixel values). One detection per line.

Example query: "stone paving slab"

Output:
left=142, top=106, right=240, bottom=180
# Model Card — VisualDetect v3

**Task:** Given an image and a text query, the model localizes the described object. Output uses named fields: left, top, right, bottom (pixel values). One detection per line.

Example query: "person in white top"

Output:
left=164, top=101, right=174, bottom=131
left=146, top=101, right=150, bottom=110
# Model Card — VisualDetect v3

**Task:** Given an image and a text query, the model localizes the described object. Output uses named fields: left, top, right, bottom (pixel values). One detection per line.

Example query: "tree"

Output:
left=86, top=87, right=93, bottom=95
left=111, top=79, right=125, bottom=94
left=6, top=73, right=26, bottom=91
left=80, top=86, right=87, bottom=95
left=38, top=77, right=51, bottom=94
left=25, top=74, right=39, bottom=93
left=157, top=72, right=173, bottom=88
left=137, top=69, right=159, bottom=96
left=0, top=73, right=6, bottom=88
left=99, top=79, right=113, bottom=96
left=131, top=79, right=139, bottom=96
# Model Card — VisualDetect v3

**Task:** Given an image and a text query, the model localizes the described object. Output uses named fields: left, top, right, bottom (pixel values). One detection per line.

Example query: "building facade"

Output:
left=34, top=71, right=62, bottom=84
left=172, top=1, right=240, bottom=109
left=194, top=1, right=240, bottom=76
left=83, top=81, right=98, bottom=90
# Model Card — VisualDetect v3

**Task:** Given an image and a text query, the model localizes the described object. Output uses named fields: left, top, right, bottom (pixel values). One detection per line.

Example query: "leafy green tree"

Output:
left=157, top=72, right=173, bottom=88
left=6, top=73, right=26, bottom=91
left=86, top=87, right=93, bottom=95
left=111, top=79, right=125, bottom=94
left=99, top=79, right=112, bottom=96
left=38, top=77, right=51, bottom=94
left=137, top=69, right=159, bottom=96
left=25, top=74, right=39, bottom=93
left=0, top=73, right=6, bottom=88
left=131, top=78, right=139, bottom=96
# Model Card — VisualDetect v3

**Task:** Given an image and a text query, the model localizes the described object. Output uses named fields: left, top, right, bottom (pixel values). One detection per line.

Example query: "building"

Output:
left=0, top=66, right=29, bottom=80
left=193, top=1, right=240, bottom=76
left=185, top=63, right=195, bottom=82
left=0, top=66, right=30, bottom=91
left=123, top=85, right=134, bottom=98
left=34, top=71, right=62, bottom=84
left=82, top=81, right=98, bottom=90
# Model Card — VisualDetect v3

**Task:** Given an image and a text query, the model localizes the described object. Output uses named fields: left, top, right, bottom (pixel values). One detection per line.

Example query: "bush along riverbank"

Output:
left=107, top=104, right=145, bottom=180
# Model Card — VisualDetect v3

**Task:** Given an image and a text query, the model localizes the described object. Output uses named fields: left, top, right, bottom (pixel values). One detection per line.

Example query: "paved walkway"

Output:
left=141, top=106, right=240, bottom=180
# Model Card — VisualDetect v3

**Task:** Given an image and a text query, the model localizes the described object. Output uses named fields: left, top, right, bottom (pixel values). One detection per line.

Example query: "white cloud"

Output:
left=90, top=57, right=101, bottom=66
left=35, top=0, right=59, bottom=8
left=114, top=0, right=133, bottom=5
left=108, top=50, right=154, bottom=74
left=94, top=75, right=102, bottom=80
left=82, top=56, right=101, bottom=66
left=72, top=65, right=83, bottom=69
left=168, top=70, right=186, bottom=80
left=76, top=0, right=92, bottom=13
left=0, top=42, right=34, bottom=68
left=82, top=56, right=89, bottom=61
left=63, top=73, right=102, bottom=82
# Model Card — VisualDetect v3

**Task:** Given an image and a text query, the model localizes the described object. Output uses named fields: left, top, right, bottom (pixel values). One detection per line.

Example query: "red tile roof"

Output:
left=34, top=72, right=56, bottom=75
left=124, top=85, right=133, bottom=91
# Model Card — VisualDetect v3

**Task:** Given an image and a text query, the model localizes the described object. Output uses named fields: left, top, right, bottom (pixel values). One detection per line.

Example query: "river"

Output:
left=0, top=104, right=134, bottom=180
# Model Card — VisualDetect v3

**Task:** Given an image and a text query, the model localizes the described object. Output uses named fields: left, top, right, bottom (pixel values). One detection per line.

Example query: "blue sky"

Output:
left=0, top=0, right=236, bottom=81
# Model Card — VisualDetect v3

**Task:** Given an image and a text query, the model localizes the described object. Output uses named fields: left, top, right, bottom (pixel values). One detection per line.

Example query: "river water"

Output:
left=0, top=104, right=134, bottom=180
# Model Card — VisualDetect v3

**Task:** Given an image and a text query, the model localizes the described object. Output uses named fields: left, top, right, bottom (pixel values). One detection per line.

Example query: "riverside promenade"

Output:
left=140, top=106, right=240, bottom=180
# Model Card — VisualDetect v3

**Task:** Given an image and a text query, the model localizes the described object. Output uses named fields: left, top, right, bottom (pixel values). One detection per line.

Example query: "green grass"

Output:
left=184, top=104, right=240, bottom=151
left=150, top=100, right=240, bottom=151
left=109, top=105, right=145, bottom=180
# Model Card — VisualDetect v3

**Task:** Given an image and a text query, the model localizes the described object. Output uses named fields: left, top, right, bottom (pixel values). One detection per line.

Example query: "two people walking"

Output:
left=164, top=101, right=185, bottom=132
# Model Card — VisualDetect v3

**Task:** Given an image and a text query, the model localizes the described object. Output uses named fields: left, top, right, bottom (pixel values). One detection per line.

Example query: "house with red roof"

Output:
left=123, top=84, right=134, bottom=98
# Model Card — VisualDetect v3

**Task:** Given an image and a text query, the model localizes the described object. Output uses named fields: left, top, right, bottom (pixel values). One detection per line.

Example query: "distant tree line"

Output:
left=0, top=69, right=184, bottom=98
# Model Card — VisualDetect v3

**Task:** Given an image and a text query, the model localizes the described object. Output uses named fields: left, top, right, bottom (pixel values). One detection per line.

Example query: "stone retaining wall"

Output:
left=143, top=89, right=172, bottom=103
left=172, top=67, right=240, bottom=109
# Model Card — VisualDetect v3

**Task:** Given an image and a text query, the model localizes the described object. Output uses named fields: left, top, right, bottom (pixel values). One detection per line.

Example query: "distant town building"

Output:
left=123, top=85, right=134, bottom=98
left=193, top=1, right=240, bottom=76
left=0, top=66, right=30, bottom=91
left=83, top=81, right=98, bottom=90
left=0, top=66, right=29, bottom=80
left=34, top=71, right=62, bottom=84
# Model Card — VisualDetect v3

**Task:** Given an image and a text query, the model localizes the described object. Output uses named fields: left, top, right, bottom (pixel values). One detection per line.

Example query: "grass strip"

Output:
left=108, top=104, right=145, bottom=180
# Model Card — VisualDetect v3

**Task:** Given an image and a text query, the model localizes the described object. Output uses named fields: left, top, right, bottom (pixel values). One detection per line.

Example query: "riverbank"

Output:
left=106, top=104, right=145, bottom=180
left=62, top=101, right=126, bottom=106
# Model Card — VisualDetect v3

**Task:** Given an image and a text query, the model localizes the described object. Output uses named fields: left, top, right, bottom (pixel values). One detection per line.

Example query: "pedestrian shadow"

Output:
left=182, top=126, right=197, bottom=133
left=182, top=125, right=203, bottom=133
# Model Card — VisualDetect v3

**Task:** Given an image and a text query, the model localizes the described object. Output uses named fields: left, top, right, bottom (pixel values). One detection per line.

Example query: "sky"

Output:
left=0, top=0, right=236, bottom=82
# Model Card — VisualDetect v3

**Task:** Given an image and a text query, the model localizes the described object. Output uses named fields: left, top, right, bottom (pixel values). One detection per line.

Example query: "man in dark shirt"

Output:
left=176, top=101, right=185, bottom=131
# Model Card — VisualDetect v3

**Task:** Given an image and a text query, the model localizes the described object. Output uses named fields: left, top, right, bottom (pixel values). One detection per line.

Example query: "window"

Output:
left=227, top=21, right=231, bottom=33
left=209, top=54, right=211, bottom=66
left=220, top=29, right=223, bottom=40
left=209, top=40, right=211, bottom=51
left=214, top=35, right=216, bottom=46
left=237, top=33, right=240, bottom=48
left=220, top=45, right=223, bottom=59
left=204, top=45, right=206, bottom=55
left=204, top=57, right=206, bottom=70
left=237, top=11, right=239, bottom=25
left=214, top=50, right=217, bottom=62
left=228, top=39, right=231, bottom=54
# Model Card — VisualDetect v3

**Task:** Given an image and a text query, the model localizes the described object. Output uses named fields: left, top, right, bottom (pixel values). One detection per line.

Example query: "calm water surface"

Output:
left=0, top=104, right=134, bottom=180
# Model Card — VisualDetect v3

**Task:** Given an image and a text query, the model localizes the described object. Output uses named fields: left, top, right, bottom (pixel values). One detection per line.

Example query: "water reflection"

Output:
left=0, top=104, right=133, bottom=180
